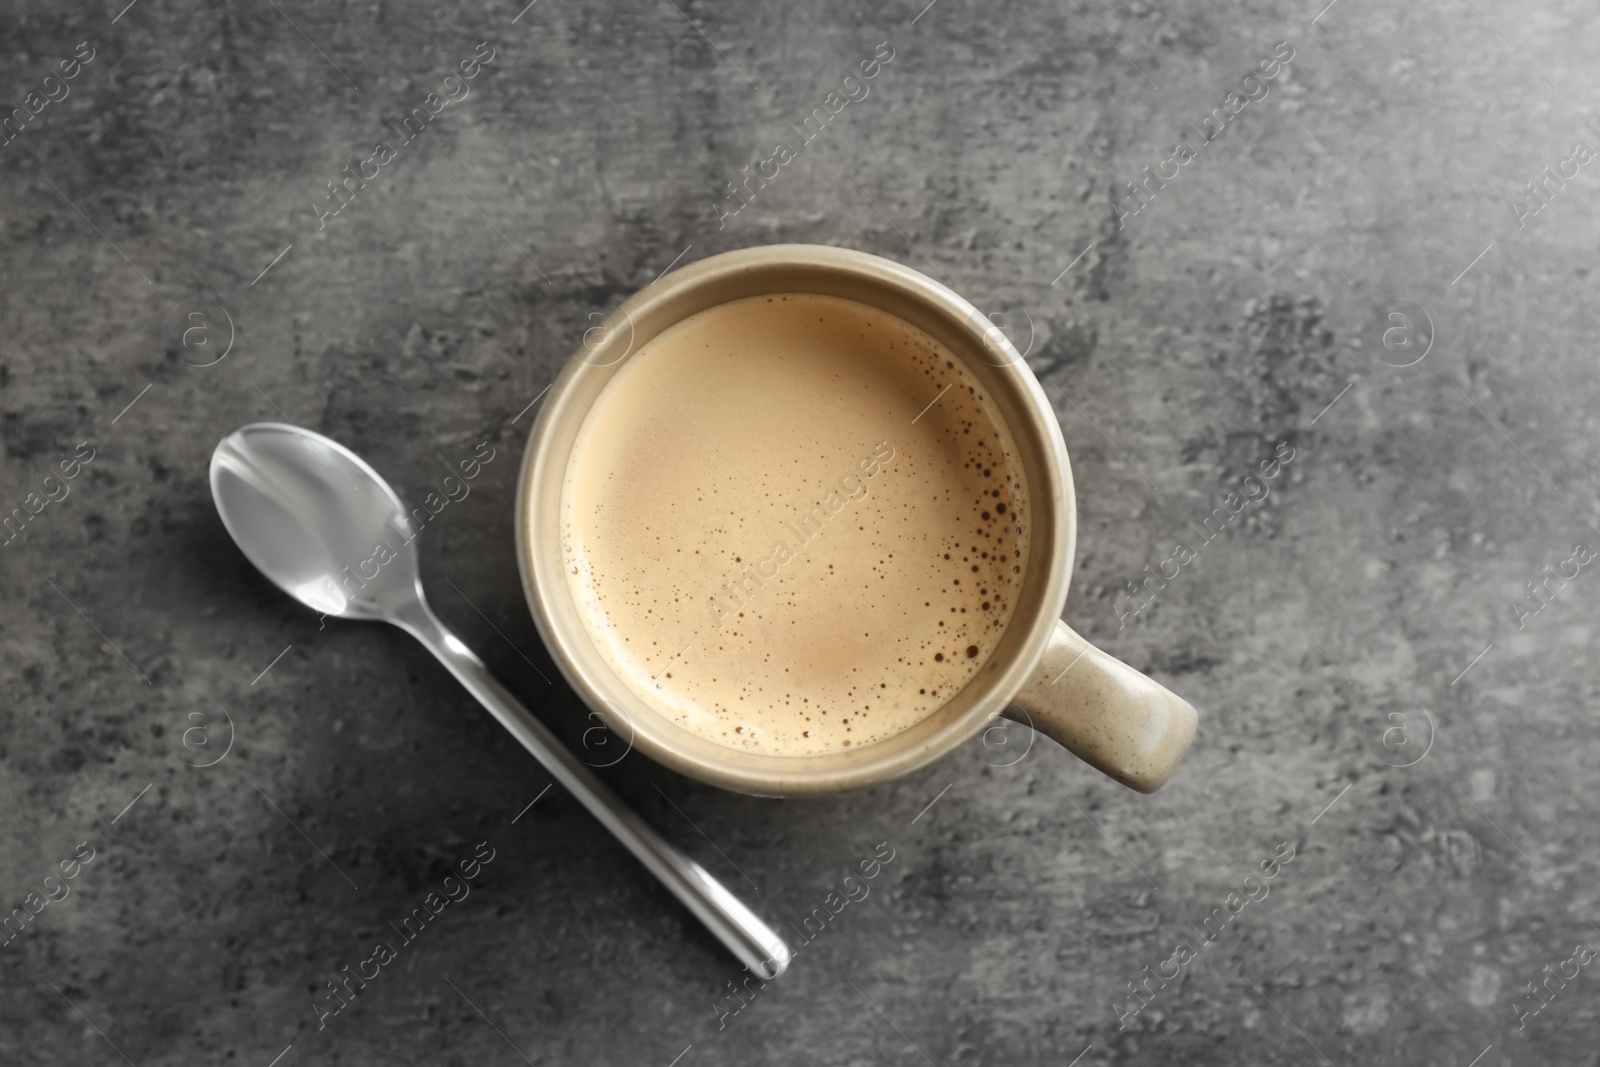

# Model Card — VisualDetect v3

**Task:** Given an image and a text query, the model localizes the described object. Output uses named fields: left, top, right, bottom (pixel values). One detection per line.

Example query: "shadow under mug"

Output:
left=516, top=245, right=1197, bottom=797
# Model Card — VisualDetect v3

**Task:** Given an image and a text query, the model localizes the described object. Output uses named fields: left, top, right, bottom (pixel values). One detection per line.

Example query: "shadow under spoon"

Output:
left=210, top=421, right=791, bottom=979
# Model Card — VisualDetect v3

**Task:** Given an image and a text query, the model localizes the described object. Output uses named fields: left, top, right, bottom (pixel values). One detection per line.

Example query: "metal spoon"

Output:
left=210, top=421, right=791, bottom=979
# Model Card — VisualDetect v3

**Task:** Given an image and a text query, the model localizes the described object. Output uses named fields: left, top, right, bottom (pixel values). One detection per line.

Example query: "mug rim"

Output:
left=515, top=244, right=1076, bottom=795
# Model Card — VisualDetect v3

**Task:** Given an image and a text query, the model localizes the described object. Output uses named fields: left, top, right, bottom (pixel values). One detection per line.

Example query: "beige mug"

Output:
left=516, top=245, right=1197, bottom=797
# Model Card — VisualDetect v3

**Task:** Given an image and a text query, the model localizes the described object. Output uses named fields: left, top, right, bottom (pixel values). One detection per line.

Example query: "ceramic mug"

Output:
left=517, top=245, right=1197, bottom=796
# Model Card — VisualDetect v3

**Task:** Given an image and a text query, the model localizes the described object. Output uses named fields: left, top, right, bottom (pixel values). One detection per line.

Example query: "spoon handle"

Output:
left=391, top=597, right=791, bottom=979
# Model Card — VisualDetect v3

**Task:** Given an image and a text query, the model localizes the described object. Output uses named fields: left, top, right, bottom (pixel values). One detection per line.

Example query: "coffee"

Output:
left=560, top=293, right=1030, bottom=756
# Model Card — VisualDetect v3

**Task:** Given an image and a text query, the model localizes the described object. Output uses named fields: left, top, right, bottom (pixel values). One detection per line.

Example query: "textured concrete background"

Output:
left=3, top=0, right=1599, bottom=1064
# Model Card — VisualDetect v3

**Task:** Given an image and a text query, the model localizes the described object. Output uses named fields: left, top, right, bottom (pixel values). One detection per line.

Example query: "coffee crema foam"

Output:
left=560, top=293, right=1030, bottom=756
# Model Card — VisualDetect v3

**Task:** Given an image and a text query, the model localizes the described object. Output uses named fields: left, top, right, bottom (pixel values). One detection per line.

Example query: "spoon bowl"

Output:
left=211, top=423, right=424, bottom=622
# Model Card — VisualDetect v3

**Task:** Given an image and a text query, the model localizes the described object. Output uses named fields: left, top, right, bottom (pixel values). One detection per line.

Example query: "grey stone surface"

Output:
left=3, top=0, right=1598, bottom=1064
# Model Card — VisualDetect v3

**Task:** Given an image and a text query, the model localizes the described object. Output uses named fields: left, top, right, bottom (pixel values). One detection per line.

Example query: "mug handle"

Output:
left=1003, top=621, right=1198, bottom=793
